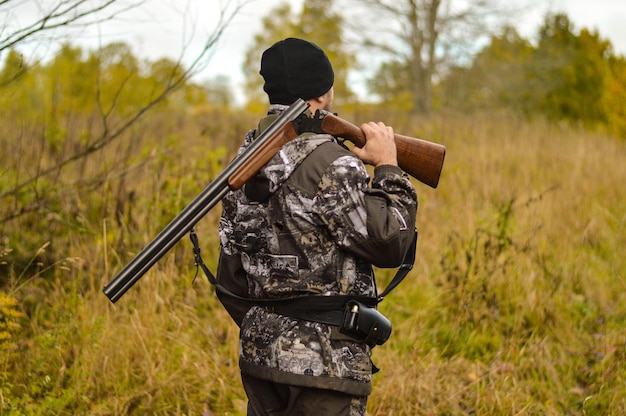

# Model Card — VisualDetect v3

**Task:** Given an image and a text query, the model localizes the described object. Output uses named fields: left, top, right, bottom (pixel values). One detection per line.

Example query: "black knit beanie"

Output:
left=260, top=38, right=334, bottom=105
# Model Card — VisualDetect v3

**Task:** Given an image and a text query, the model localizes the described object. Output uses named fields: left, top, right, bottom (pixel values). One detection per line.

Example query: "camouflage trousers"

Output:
left=242, top=373, right=368, bottom=416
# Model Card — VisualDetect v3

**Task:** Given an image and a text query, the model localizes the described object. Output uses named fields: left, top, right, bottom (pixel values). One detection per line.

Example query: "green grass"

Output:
left=1, top=108, right=625, bottom=415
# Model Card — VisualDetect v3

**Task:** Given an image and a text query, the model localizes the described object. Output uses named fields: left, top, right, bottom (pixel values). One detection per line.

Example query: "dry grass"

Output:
left=1, top=107, right=625, bottom=415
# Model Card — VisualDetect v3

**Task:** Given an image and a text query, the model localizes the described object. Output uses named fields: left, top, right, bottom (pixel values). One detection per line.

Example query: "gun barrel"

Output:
left=103, top=99, right=309, bottom=302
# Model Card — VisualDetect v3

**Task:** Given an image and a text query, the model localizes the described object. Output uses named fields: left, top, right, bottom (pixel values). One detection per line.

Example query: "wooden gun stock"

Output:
left=231, top=112, right=446, bottom=190
left=228, top=121, right=298, bottom=190
left=320, top=114, right=446, bottom=188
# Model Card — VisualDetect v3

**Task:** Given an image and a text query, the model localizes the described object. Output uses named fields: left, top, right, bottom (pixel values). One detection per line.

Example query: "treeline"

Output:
left=0, top=11, right=624, bottom=265
left=3, top=12, right=625, bottom=140
left=0, top=42, right=247, bottom=273
left=439, top=14, right=626, bottom=137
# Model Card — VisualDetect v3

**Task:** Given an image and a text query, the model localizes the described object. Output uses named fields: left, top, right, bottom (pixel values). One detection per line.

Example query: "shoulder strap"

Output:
left=189, top=228, right=417, bottom=308
left=377, top=229, right=418, bottom=301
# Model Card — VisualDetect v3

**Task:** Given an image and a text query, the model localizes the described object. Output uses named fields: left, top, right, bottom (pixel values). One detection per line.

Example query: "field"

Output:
left=1, top=107, right=625, bottom=415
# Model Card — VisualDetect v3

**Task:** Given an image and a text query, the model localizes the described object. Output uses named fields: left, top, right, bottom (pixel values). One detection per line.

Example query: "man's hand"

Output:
left=351, top=122, right=398, bottom=167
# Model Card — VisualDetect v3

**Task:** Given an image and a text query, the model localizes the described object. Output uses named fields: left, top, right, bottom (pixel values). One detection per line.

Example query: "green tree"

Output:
left=603, top=55, right=626, bottom=137
left=528, top=14, right=612, bottom=127
left=0, top=49, right=28, bottom=87
left=0, top=1, right=239, bottom=226
left=242, top=0, right=355, bottom=109
left=438, top=26, right=534, bottom=111
left=0, top=42, right=208, bottom=243
left=45, top=44, right=99, bottom=127
left=441, top=12, right=626, bottom=137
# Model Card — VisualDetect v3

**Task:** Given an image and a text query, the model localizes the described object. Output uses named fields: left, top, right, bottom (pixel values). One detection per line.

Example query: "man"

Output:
left=216, top=38, right=417, bottom=416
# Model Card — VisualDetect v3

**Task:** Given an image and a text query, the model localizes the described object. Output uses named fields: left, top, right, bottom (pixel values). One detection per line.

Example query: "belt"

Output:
left=266, top=304, right=346, bottom=326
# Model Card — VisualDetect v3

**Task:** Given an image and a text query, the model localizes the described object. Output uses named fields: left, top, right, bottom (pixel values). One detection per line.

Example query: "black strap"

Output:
left=189, top=229, right=417, bottom=310
left=377, top=229, right=418, bottom=301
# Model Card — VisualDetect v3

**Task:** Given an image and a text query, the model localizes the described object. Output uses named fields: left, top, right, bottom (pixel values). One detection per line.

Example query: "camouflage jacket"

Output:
left=217, top=107, right=418, bottom=396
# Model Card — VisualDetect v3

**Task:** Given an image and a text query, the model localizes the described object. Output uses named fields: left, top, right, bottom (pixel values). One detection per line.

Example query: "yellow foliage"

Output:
left=0, top=290, right=23, bottom=346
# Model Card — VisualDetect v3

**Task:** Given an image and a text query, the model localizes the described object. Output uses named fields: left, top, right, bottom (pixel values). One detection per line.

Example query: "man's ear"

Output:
left=313, top=95, right=325, bottom=104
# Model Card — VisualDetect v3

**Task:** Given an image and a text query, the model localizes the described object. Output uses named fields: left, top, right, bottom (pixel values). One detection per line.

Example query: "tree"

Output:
left=439, top=12, right=626, bottom=137
left=242, top=0, right=355, bottom=109
left=528, top=14, right=612, bottom=126
left=438, top=26, right=533, bottom=111
left=0, top=49, right=28, bottom=87
left=0, top=1, right=243, bottom=226
left=603, top=55, right=626, bottom=138
left=0, top=0, right=145, bottom=54
left=343, top=0, right=518, bottom=114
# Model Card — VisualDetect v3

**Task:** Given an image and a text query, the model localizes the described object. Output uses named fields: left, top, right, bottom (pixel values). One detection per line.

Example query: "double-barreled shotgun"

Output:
left=103, top=99, right=446, bottom=303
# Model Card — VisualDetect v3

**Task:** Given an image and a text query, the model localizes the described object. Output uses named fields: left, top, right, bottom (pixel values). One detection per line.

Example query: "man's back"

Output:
left=218, top=118, right=417, bottom=395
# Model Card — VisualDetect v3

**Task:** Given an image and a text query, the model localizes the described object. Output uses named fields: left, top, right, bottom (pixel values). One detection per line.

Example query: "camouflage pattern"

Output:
left=218, top=105, right=417, bottom=396
left=350, top=395, right=368, bottom=416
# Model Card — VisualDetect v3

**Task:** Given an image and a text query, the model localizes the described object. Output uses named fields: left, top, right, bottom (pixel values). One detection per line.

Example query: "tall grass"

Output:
left=370, top=110, right=626, bottom=415
left=1, top=108, right=625, bottom=415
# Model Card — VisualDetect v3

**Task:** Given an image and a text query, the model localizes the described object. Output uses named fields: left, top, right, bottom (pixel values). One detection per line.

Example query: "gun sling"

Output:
left=189, top=229, right=417, bottom=329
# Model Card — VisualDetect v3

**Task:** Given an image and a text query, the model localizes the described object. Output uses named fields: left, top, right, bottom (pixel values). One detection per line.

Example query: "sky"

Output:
left=137, top=0, right=626, bottom=98
left=5, top=0, right=626, bottom=103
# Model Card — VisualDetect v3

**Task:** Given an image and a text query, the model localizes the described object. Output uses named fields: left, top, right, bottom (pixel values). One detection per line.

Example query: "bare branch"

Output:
left=1, top=0, right=146, bottom=53
left=340, top=0, right=527, bottom=112
left=0, top=1, right=246, bottom=223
